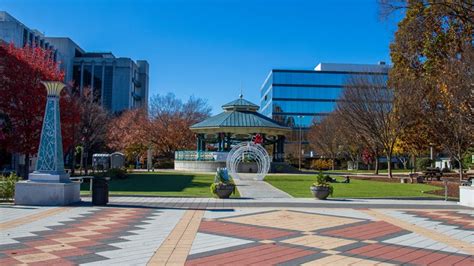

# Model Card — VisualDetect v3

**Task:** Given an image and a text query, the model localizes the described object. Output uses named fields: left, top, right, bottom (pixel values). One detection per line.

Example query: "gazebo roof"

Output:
left=190, top=96, right=290, bottom=135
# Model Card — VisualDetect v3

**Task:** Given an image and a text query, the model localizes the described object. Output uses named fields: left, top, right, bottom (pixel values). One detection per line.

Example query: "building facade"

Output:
left=0, top=12, right=149, bottom=113
left=260, top=62, right=389, bottom=157
left=70, top=52, right=149, bottom=112
left=0, top=11, right=57, bottom=58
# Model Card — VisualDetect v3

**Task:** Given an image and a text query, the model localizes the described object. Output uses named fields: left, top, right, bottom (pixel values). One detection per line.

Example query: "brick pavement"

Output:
left=0, top=199, right=472, bottom=265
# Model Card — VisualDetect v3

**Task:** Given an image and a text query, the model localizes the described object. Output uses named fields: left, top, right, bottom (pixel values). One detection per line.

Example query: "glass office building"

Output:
left=260, top=62, right=389, bottom=157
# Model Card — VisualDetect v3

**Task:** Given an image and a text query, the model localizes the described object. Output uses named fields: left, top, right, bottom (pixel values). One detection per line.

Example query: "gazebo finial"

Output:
left=240, top=81, right=243, bottom=99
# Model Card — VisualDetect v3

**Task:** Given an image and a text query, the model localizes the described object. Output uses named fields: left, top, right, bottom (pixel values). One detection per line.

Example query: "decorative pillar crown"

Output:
left=41, top=81, right=65, bottom=96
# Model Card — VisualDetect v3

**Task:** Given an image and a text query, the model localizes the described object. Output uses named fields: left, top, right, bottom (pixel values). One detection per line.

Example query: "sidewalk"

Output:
left=233, top=178, right=292, bottom=198
left=1, top=200, right=472, bottom=265
left=79, top=196, right=468, bottom=210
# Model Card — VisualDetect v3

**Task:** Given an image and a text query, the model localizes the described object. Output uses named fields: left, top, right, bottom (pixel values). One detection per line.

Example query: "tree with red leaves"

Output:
left=107, top=108, right=148, bottom=163
left=0, top=43, right=80, bottom=178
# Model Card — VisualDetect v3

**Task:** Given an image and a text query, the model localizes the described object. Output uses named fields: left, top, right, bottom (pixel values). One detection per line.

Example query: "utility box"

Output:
left=110, top=152, right=125, bottom=169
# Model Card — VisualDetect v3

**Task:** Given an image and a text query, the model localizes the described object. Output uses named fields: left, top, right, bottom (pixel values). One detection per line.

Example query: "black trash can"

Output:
left=92, top=177, right=110, bottom=205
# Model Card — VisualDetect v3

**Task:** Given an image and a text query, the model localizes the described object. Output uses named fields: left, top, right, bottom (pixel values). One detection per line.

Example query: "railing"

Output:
left=175, top=151, right=229, bottom=162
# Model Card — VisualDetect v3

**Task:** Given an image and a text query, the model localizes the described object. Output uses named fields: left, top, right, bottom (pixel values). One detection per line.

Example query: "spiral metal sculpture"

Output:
left=226, top=142, right=271, bottom=181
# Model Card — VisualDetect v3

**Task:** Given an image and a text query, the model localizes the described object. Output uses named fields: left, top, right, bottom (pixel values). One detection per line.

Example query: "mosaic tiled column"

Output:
left=34, top=81, right=66, bottom=176
left=15, top=81, right=80, bottom=206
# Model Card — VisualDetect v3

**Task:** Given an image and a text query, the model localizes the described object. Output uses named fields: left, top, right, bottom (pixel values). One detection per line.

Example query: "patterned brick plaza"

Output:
left=0, top=198, right=473, bottom=265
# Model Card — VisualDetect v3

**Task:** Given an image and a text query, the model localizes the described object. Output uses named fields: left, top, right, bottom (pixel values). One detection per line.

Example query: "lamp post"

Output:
left=298, top=115, right=304, bottom=171
left=429, top=142, right=435, bottom=168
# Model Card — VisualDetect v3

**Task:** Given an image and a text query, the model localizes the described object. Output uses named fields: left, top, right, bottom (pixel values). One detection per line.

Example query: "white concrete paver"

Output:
left=0, top=207, right=99, bottom=245
left=381, top=210, right=474, bottom=245
left=233, top=179, right=292, bottom=198
left=189, top=233, right=253, bottom=255
left=83, top=209, right=184, bottom=265
left=0, top=206, right=55, bottom=223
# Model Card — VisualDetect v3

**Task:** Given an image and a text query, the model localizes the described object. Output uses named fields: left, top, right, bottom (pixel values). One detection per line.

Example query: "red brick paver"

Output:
left=320, top=221, right=404, bottom=240
left=199, top=220, right=298, bottom=240
left=186, top=243, right=317, bottom=265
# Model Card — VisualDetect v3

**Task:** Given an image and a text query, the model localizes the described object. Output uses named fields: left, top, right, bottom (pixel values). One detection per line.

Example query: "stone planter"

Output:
left=310, top=186, right=331, bottom=200
left=214, top=183, right=235, bottom=199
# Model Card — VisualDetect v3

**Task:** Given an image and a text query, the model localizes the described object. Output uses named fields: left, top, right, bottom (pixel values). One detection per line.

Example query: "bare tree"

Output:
left=76, top=88, right=109, bottom=174
left=337, top=75, right=408, bottom=178
left=148, top=93, right=211, bottom=159
left=338, top=122, right=365, bottom=171
left=308, top=113, right=341, bottom=170
left=431, top=46, right=474, bottom=179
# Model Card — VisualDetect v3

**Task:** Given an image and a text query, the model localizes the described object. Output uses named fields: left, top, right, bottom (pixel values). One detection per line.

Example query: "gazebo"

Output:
left=174, top=95, right=291, bottom=172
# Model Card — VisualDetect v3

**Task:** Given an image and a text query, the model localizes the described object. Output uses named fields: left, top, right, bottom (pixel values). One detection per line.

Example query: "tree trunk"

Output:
left=374, top=152, right=379, bottom=175
left=332, top=157, right=335, bottom=171
left=23, top=153, right=30, bottom=180
left=457, top=158, right=463, bottom=181
left=413, top=155, right=417, bottom=172
left=387, top=153, right=393, bottom=179
left=69, top=148, right=75, bottom=175
left=83, top=149, right=88, bottom=175
left=79, top=148, right=84, bottom=175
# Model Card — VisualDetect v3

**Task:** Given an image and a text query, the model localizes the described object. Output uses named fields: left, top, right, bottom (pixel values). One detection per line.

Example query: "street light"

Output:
left=298, top=115, right=304, bottom=171
left=429, top=142, right=435, bottom=168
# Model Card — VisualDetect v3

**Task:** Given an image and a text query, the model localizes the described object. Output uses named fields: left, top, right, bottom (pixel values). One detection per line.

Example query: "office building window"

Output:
left=93, top=65, right=103, bottom=102
left=82, top=65, right=92, bottom=89
left=22, top=29, right=28, bottom=47
left=72, top=65, right=82, bottom=93
left=103, top=66, right=113, bottom=109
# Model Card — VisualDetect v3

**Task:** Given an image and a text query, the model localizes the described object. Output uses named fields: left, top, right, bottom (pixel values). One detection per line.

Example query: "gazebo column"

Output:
left=219, top=133, right=224, bottom=152
left=196, top=134, right=203, bottom=160
left=196, top=134, right=201, bottom=152
left=225, top=133, right=231, bottom=151
left=202, top=139, right=207, bottom=151
left=276, top=135, right=286, bottom=162
left=272, top=138, right=277, bottom=162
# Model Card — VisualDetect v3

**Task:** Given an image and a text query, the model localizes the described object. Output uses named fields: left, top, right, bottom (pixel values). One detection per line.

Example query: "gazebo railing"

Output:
left=175, top=151, right=229, bottom=162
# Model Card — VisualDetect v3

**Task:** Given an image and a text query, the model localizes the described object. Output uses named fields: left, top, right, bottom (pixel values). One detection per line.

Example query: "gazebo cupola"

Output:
left=189, top=95, right=290, bottom=162
left=221, top=95, right=260, bottom=112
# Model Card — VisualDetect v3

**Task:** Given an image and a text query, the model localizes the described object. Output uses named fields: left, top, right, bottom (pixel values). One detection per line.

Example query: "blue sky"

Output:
left=1, top=0, right=400, bottom=114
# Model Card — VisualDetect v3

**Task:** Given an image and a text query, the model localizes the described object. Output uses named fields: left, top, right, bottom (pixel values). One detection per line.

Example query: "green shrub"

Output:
left=312, top=172, right=333, bottom=196
left=462, top=150, right=474, bottom=169
left=154, top=159, right=174, bottom=169
left=210, top=168, right=235, bottom=196
left=108, top=168, right=127, bottom=179
left=416, top=158, right=433, bottom=171
left=1, top=173, right=20, bottom=201
left=311, top=159, right=333, bottom=170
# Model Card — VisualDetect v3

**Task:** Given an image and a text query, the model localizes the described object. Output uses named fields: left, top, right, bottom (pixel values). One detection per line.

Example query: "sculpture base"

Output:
left=15, top=181, right=80, bottom=206
left=459, top=186, right=474, bottom=208
left=29, top=172, right=70, bottom=183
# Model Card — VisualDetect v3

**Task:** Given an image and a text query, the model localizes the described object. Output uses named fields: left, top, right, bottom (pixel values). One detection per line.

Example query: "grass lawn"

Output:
left=264, top=174, right=442, bottom=198
left=320, top=169, right=412, bottom=174
left=80, top=171, right=240, bottom=197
